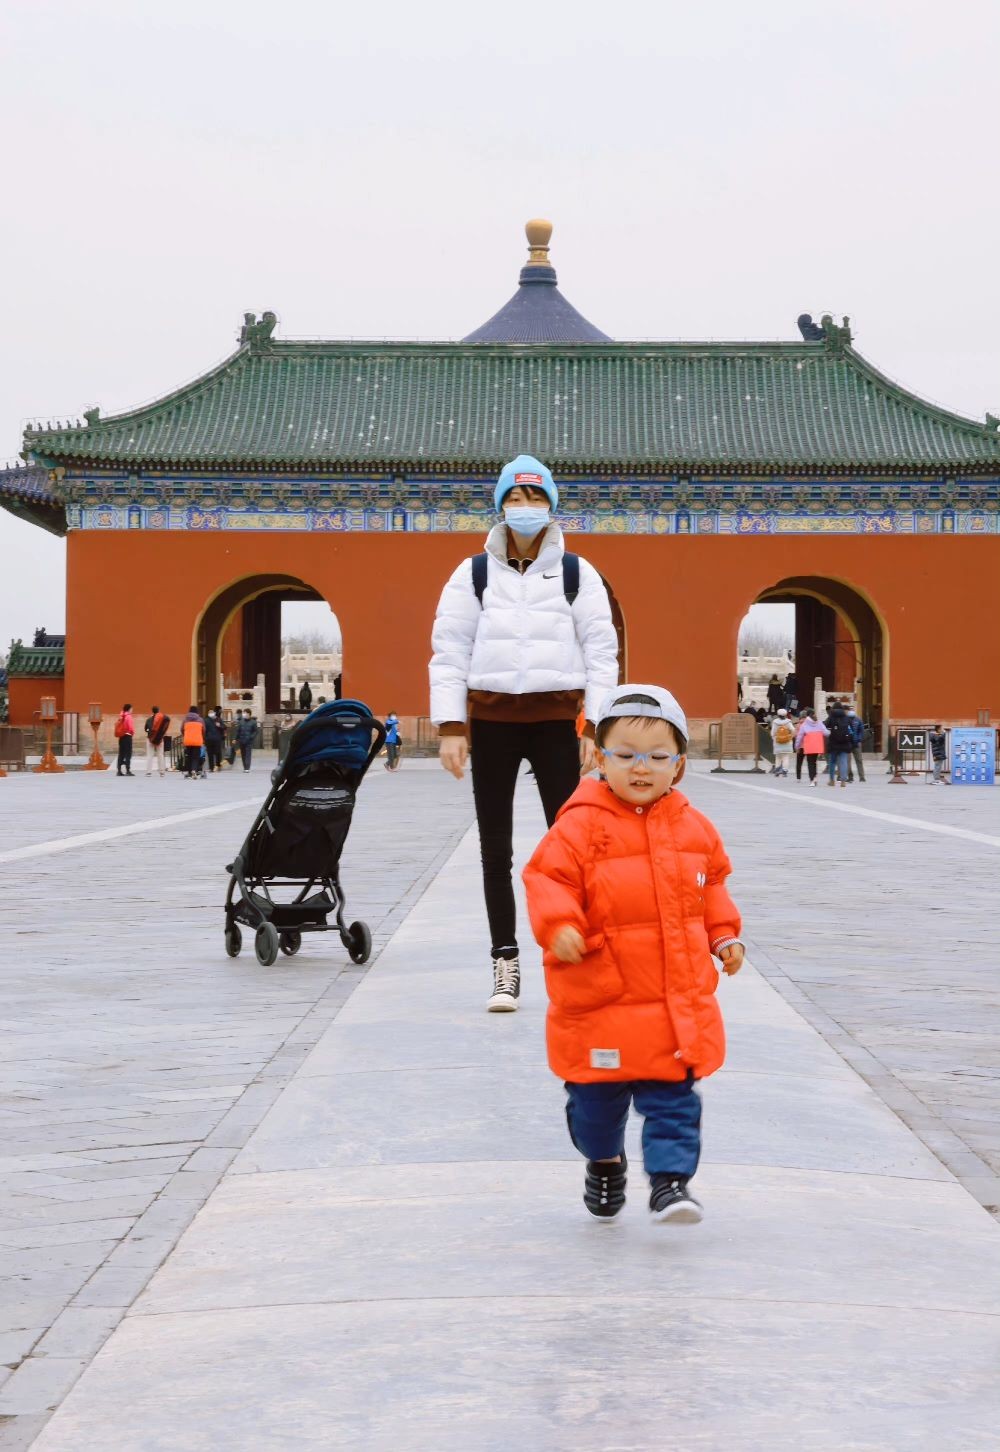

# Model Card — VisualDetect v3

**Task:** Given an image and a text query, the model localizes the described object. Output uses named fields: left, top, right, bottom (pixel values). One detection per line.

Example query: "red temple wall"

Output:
left=63, top=530, right=1000, bottom=730
left=7, top=677, right=64, bottom=726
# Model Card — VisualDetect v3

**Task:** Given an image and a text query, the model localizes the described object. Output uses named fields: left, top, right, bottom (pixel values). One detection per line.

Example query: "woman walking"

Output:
left=769, top=708, right=795, bottom=777
left=795, top=708, right=828, bottom=786
left=430, top=454, right=619, bottom=1012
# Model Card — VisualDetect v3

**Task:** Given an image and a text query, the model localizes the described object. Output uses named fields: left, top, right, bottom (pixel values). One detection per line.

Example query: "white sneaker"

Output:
left=487, top=955, right=520, bottom=1012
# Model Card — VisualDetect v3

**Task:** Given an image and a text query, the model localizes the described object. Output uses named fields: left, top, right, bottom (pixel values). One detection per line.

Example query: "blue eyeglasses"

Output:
left=600, top=748, right=681, bottom=769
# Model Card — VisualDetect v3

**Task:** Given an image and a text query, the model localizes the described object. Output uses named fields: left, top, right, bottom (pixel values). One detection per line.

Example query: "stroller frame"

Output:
left=223, top=702, right=386, bottom=967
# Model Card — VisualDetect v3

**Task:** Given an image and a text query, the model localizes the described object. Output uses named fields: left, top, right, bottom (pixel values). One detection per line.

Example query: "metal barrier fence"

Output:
left=26, top=713, right=80, bottom=757
left=886, top=727, right=1000, bottom=781
left=0, top=725, right=27, bottom=770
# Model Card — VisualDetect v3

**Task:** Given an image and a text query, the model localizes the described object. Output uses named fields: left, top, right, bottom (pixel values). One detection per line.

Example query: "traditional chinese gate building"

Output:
left=4, top=221, right=999, bottom=744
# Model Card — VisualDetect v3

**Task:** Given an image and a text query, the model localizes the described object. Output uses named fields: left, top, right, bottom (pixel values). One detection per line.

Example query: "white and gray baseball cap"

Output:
left=597, top=683, right=688, bottom=743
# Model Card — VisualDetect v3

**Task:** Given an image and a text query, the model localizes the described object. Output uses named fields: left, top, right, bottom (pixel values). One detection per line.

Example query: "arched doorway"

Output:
left=739, top=576, right=887, bottom=745
left=195, top=574, right=333, bottom=715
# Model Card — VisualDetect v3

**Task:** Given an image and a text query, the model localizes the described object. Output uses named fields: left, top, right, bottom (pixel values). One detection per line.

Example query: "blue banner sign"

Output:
left=950, top=728, right=996, bottom=786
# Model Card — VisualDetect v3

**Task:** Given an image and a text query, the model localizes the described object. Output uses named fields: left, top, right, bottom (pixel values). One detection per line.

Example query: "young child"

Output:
left=523, top=684, right=744, bottom=1224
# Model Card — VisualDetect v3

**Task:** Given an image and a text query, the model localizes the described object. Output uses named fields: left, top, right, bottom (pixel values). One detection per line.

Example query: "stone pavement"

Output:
left=5, top=761, right=997, bottom=1450
left=0, top=758, right=475, bottom=1450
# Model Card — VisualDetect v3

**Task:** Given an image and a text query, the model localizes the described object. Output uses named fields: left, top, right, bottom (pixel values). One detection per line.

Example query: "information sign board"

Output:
left=720, top=712, right=757, bottom=755
left=950, top=728, right=996, bottom=786
left=896, top=727, right=928, bottom=752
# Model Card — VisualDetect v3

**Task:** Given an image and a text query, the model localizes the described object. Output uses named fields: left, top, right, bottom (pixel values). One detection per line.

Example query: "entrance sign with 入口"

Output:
left=950, top=727, right=996, bottom=786
left=896, top=727, right=928, bottom=753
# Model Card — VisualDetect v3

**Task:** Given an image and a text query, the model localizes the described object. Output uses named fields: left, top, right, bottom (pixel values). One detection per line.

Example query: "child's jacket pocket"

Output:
left=544, top=933, right=625, bottom=1014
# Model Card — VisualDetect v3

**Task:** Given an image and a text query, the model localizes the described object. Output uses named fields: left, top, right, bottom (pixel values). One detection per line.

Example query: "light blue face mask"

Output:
left=504, top=505, right=551, bottom=536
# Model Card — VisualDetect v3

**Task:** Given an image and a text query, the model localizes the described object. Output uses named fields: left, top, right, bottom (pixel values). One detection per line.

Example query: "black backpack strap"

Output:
left=562, top=553, right=580, bottom=606
left=471, top=553, right=488, bottom=606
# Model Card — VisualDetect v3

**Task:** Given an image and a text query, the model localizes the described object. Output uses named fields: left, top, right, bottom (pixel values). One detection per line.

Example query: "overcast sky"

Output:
left=2, top=0, right=998, bottom=648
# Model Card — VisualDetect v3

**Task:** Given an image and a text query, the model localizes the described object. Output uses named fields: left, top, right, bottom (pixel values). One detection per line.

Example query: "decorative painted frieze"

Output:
left=58, top=471, right=1000, bottom=536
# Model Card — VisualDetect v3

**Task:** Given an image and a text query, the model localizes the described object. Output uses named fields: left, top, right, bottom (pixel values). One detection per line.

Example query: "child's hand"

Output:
left=719, top=944, right=745, bottom=976
left=550, top=925, right=586, bottom=963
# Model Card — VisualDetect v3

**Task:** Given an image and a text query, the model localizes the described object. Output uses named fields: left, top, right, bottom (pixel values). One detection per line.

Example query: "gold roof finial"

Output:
left=525, top=218, right=553, bottom=264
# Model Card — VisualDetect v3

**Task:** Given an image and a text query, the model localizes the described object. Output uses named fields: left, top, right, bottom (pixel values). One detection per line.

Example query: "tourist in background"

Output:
left=824, top=698, right=854, bottom=788
left=795, top=708, right=828, bottom=786
left=929, top=724, right=948, bottom=783
left=235, top=708, right=257, bottom=771
left=769, top=708, right=795, bottom=777
left=204, top=708, right=225, bottom=773
left=181, top=706, right=205, bottom=779
left=143, top=706, right=170, bottom=778
left=114, top=703, right=135, bottom=777
left=783, top=672, right=800, bottom=712
left=384, top=712, right=402, bottom=771
left=430, top=453, right=619, bottom=1013
left=766, top=675, right=786, bottom=713
left=846, top=706, right=867, bottom=783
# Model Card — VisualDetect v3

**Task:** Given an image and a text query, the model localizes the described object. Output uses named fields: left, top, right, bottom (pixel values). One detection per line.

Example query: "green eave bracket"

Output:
left=0, top=496, right=67, bottom=538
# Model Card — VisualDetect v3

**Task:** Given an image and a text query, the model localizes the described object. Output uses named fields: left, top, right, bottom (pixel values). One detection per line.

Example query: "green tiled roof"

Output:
left=22, top=339, right=1000, bottom=473
left=6, top=642, right=65, bottom=677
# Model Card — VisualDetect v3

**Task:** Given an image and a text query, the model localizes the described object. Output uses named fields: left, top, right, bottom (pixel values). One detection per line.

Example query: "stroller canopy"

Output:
left=282, top=700, right=382, bottom=773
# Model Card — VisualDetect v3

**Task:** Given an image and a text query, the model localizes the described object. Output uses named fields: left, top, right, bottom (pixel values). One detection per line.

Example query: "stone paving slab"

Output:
left=0, top=761, right=474, bottom=1443
left=689, top=767, right=1000, bottom=1208
left=27, top=776, right=1000, bottom=1452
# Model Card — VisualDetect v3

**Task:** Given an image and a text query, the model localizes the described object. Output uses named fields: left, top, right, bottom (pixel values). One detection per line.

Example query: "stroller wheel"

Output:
left=224, top=924, right=242, bottom=958
left=254, top=922, right=279, bottom=967
left=279, top=930, right=302, bottom=957
left=346, top=920, right=372, bottom=965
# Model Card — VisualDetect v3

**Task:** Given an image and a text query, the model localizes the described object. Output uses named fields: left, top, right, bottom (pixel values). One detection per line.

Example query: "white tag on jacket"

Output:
left=590, top=1048, right=621, bottom=1069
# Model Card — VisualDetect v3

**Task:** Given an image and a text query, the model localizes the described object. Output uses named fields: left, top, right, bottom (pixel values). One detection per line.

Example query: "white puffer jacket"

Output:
left=429, top=523, right=620, bottom=725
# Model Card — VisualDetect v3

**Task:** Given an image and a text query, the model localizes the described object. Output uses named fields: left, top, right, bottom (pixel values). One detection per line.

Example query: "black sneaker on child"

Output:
left=486, top=954, right=521, bottom=1013
left=584, top=1152, right=627, bottom=1220
left=649, top=1175, right=703, bottom=1225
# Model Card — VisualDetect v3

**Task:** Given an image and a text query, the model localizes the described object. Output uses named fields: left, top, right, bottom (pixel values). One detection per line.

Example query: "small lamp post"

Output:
left=34, top=695, right=65, bottom=774
left=85, top=702, right=108, bottom=771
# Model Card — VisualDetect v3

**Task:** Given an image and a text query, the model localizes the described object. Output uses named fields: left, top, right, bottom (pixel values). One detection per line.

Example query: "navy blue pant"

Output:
left=565, top=1077, right=702, bottom=1180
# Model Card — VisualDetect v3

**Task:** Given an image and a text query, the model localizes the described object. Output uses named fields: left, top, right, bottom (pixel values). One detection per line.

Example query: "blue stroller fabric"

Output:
left=280, top=700, right=379, bottom=775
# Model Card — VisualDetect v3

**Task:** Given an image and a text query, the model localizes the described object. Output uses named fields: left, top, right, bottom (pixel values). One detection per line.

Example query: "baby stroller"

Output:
left=223, top=700, right=386, bottom=967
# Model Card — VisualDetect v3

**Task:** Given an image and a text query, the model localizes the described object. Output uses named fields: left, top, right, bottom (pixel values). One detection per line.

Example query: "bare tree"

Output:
left=738, top=622, right=794, bottom=656
left=281, top=630, right=338, bottom=653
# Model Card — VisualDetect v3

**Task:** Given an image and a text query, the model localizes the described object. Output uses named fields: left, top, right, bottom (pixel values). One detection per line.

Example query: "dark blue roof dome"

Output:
left=463, top=219, right=611, bottom=344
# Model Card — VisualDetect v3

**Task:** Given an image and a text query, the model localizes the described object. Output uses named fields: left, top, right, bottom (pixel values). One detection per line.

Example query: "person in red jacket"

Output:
left=114, top=703, right=135, bottom=777
left=523, top=685, right=744, bottom=1226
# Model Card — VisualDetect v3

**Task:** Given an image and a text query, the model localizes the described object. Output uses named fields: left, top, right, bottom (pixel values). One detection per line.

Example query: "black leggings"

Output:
left=805, top=754, right=819, bottom=781
left=470, top=719, right=582, bottom=958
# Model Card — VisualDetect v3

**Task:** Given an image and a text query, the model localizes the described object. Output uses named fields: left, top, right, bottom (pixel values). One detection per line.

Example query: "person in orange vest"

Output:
left=181, top=706, right=206, bottom=779
left=523, top=684, right=744, bottom=1226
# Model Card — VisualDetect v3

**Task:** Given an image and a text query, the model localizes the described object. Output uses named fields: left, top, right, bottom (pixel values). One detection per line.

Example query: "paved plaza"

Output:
left=1, top=758, right=999, bottom=1449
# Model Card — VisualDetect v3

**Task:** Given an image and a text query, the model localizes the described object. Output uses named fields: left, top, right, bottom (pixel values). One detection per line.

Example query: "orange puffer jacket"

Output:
left=523, top=778, right=741, bottom=1083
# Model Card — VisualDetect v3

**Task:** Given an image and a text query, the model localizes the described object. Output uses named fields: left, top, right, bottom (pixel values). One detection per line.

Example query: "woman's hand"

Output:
left=719, top=944, right=745, bottom=976
left=579, top=736, right=598, bottom=775
left=439, top=736, right=468, bottom=780
left=550, top=925, right=586, bottom=963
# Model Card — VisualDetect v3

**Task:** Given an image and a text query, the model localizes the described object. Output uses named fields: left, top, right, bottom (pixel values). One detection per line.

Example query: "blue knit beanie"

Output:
left=493, top=455, right=558, bottom=513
